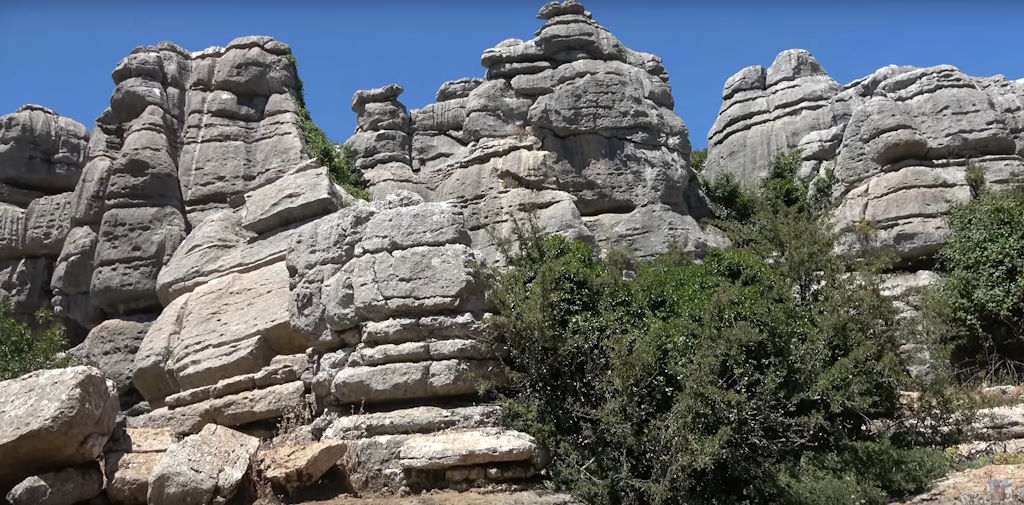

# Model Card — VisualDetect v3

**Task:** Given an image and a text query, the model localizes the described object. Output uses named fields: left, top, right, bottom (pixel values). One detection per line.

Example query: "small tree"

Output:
left=927, top=187, right=1024, bottom=380
left=0, top=303, right=70, bottom=381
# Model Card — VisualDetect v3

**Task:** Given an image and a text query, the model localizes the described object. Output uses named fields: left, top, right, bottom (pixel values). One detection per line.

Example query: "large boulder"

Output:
left=147, top=424, right=259, bottom=505
left=0, top=366, right=119, bottom=488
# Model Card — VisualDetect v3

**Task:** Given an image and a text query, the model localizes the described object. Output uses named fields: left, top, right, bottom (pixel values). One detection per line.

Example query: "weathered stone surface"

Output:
left=398, top=428, right=541, bottom=470
left=139, top=261, right=303, bottom=399
left=0, top=105, right=88, bottom=193
left=70, top=315, right=154, bottom=394
left=147, top=424, right=259, bottom=505
left=259, top=441, right=346, bottom=494
left=323, top=405, right=501, bottom=440
left=5, top=463, right=104, bottom=505
left=343, top=2, right=720, bottom=261
left=239, top=164, right=342, bottom=234
left=0, top=366, right=118, bottom=488
left=90, top=206, right=186, bottom=314
left=332, top=359, right=504, bottom=404
left=707, top=49, right=1024, bottom=263
left=129, top=381, right=306, bottom=434
left=106, top=451, right=162, bottom=505
left=22, top=192, right=72, bottom=256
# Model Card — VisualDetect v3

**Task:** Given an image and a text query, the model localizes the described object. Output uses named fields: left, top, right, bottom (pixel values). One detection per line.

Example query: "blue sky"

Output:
left=2, top=1, right=1023, bottom=148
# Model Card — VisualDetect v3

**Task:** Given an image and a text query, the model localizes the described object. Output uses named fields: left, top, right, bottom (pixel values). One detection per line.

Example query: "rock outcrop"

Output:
left=706, top=49, right=1024, bottom=265
left=0, top=105, right=88, bottom=329
left=345, top=0, right=725, bottom=261
left=147, top=424, right=259, bottom=505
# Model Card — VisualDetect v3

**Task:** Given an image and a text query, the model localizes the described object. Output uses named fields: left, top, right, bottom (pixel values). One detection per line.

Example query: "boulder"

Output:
left=5, top=463, right=104, bottom=505
left=258, top=441, right=346, bottom=494
left=147, top=424, right=259, bottom=505
left=0, top=366, right=118, bottom=488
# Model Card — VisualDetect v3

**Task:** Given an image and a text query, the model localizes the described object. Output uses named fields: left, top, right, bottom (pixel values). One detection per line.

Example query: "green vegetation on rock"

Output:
left=487, top=152, right=946, bottom=505
left=0, top=303, right=69, bottom=381
left=926, top=186, right=1024, bottom=380
left=285, top=54, right=369, bottom=200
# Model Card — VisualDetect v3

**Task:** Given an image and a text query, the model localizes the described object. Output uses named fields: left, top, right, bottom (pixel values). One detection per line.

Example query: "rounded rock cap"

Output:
left=351, top=84, right=404, bottom=111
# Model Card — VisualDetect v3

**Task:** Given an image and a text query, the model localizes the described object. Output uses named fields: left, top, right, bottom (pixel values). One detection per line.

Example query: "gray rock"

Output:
left=239, top=165, right=342, bottom=234
left=331, top=359, right=504, bottom=404
left=0, top=105, right=88, bottom=193
left=0, top=366, right=119, bottom=488
left=70, top=316, right=155, bottom=394
left=22, top=192, right=72, bottom=256
left=5, top=463, right=104, bottom=505
left=436, top=78, right=484, bottom=102
left=147, top=424, right=259, bottom=505
left=351, top=84, right=404, bottom=110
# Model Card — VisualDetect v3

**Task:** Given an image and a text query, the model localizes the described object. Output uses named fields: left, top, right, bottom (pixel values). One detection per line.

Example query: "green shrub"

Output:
left=285, top=54, right=369, bottom=200
left=927, top=187, right=1024, bottom=380
left=488, top=204, right=940, bottom=504
left=690, top=148, right=707, bottom=172
left=0, top=303, right=69, bottom=381
left=965, top=161, right=987, bottom=198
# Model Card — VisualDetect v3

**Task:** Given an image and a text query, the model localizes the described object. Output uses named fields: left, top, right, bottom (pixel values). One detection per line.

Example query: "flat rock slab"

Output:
left=398, top=428, right=541, bottom=470
left=0, top=366, right=119, bottom=488
left=147, top=424, right=259, bottom=505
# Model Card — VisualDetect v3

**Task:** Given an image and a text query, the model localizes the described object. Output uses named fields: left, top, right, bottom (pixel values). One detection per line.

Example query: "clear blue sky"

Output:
left=2, top=1, right=1023, bottom=149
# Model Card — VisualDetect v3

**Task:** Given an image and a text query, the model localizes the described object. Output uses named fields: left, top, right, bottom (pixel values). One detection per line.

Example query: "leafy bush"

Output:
left=0, top=303, right=69, bottom=381
left=690, top=148, right=708, bottom=172
left=487, top=159, right=946, bottom=504
left=926, top=187, right=1024, bottom=380
left=965, top=161, right=987, bottom=198
left=285, top=54, right=369, bottom=199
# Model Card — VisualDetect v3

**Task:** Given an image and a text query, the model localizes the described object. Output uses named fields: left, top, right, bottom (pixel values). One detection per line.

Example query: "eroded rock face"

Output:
left=0, top=366, right=119, bottom=488
left=5, top=463, right=104, bottom=505
left=345, top=0, right=725, bottom=261
left=0, top=106, right=88, bottom=324
left=706, top=49, right=1024, bottom=264
left=51, top=36, right=311, bottom=335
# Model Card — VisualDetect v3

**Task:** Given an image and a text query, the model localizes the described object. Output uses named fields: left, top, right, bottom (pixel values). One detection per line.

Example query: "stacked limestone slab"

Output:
left=705, top=49, right=1024, bottom=266
left=0, top=105, right=88, bottom=329
left=345, top=0, right=727, bottom=261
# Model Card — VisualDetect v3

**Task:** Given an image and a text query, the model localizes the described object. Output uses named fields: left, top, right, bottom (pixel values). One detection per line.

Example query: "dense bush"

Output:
left=285, top=55, right=369, bottom=199
left=488, top=152, right=946, bottom=504
left=0, top=303, right=69, bottom=381
left=926, top=186, right=1024, bottom=380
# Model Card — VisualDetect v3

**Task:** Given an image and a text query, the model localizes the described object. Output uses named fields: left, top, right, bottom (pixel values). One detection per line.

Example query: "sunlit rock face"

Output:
left=346, top=0, right=728, bottom=262
left=706, top=49, right=1024, bottom=265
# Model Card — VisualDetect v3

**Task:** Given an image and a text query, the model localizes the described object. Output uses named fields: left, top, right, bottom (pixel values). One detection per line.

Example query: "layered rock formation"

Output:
left=0, top=105, right=88, bottom=328
left=0, top=1, right=722, bottom=501
left=345, top=0, right=726, bottom=261
left=705, top=49, right=1024, bottom=265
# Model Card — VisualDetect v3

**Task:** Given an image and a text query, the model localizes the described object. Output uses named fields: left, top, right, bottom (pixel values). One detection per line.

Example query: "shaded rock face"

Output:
left=50, top=36, right=309, bottom=336
left=345, top=0, right=726, bottom=261
left=706, top=49, right=1024, bottom=264
left=0, top=105, right=88, bottom=326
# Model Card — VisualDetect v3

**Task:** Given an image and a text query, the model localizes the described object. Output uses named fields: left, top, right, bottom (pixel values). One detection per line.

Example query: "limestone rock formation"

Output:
left=345, top=0, right=725, bottom=261
left=0, top=366, right=119, bottom=488
left=51, top=36, right=311, bottom=337
left=706, top=49, right=1024, bottom=264
left=0, top=105, right=88, bottom=326
left=258, top=441, right=346, bottom=494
